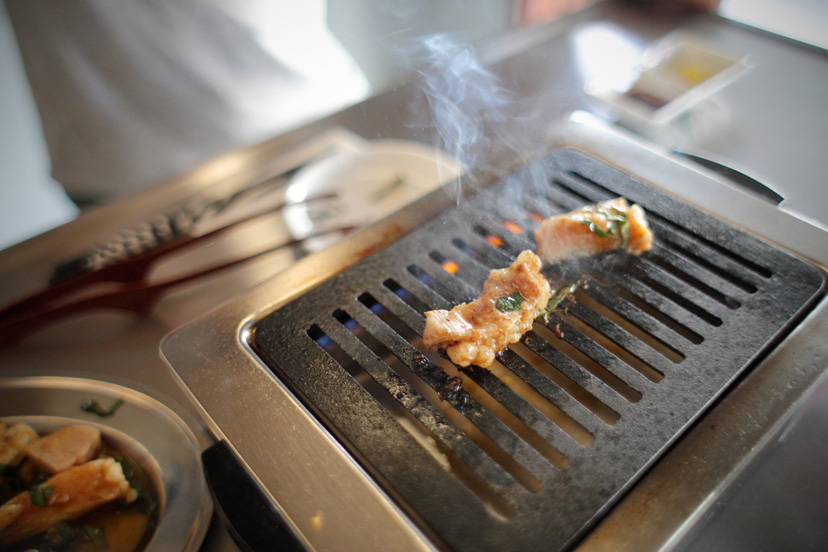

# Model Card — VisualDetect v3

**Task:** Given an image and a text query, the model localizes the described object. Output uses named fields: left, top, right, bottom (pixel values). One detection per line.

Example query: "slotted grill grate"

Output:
left=251, top=150, right=824, bottom=551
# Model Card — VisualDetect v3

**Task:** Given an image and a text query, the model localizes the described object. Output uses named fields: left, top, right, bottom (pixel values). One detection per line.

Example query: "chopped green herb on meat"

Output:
left=537, top=283, right=581, bottom=321
left=50, top=521, right=77, bottom=545
left=29, top=484, right=54, bottom=506
left=115, top=456, right=134, bottom=482
left=495, top=291, right=523, bottom=312
left=576, top=208, right=629, bottom=242
left=548, top=284, right=579, bottom=311
left=82, top=523, right=108, bottom=549
left=116, top=455, right=157, bottom=516
left=535, top=198, right=652, bottom=264
left=138, top=495, right=158, bottom=516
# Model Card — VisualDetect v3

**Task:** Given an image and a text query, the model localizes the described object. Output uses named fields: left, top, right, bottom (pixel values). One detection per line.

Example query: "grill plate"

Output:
left=251, top=150, right=824, bottom=551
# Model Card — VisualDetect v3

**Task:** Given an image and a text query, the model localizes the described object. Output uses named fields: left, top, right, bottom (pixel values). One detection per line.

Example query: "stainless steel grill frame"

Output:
left=161, top=114, right=828, bottom=552
left=249, top=147, right=822, bottom=552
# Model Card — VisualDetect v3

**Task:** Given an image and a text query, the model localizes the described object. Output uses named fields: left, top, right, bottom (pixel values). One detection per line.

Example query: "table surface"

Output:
left=1, top=3, right=827, bottom=551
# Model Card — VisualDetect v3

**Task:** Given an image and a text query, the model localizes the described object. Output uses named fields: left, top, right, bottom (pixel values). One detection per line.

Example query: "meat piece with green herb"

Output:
left=0, top=457, right=136, bottom=547
left=423, top=250, right=552, bottom=368
left=534, top=197, right=653, bottom=264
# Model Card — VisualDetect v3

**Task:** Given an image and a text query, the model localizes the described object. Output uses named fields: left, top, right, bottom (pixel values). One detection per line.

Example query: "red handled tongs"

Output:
left=0, top=193, right=347, bottom=346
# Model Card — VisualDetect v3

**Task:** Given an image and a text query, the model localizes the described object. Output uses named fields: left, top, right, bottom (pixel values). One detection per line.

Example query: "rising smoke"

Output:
left=404, top=29, right=553, bottom=215
left=411, top=34, right=512, bottom=176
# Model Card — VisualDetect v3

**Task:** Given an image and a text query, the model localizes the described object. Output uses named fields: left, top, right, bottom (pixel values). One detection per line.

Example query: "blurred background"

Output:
left=0, top=0, right=825, bottom=250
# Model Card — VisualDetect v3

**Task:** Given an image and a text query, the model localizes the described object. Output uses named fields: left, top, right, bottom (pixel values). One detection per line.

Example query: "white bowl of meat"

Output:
left=0, top=377, right=212, bottom=552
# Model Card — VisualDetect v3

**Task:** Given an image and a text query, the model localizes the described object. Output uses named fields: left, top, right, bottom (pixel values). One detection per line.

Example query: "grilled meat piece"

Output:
left=24, top=425, right=101, bottom=476
left=0, top=423, right=38, bottom=469
left=534, top=197, right=653, bottom=264
left=0, top=457, right=136, bottom=547
left=423, top=250, right=551, bottom=368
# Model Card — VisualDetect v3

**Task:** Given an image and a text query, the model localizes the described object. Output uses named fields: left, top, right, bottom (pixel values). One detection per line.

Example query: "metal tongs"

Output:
left=0, top=193, right=350, bottom=346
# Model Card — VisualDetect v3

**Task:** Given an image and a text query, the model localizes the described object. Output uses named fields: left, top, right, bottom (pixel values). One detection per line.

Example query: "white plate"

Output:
left=283, top=139, right=464, bottom=251
left=0, top=376, right=212, bottom=552
left=586, top=33, right=750, bottom=128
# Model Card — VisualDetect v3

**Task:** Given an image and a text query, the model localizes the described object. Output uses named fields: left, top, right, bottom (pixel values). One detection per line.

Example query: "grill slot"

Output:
left=503, top=341, right=620, bottom=426
left=545, top=313, right=657, bottom=390
left=656, top=231, right=761, bottom=293
left=406, top=264, right=457, bottom=305
left=308, top=322, right=518, bottom=518
left=647, top=246, right=743, bottom=309
left=515, top=328, right=631, bottom=417
left=477, top=222, right=533, bottom=257
left=451, top=237, right=515, bottom=272
left=649, top=211, right=773, bottom=279
left=424, top=253, right=482, bottom=302
left=251, top=149, right=824, bottom=552
left=622, top=259, right=725, bottom=326
left=576, top=259, right=717, bottom=339
left=565, top=296, right=676, bottom=369
left=428, top=249, right=488, bottom=291
left=579, top=266, right=707, bottom=345
left=529, top=321, right=643, bottom=403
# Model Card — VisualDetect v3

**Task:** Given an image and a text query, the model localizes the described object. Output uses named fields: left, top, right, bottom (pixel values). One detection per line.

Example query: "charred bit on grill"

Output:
left=554, top=323, right=564, bottom=339
left=438, top=377, right=464, bottom=401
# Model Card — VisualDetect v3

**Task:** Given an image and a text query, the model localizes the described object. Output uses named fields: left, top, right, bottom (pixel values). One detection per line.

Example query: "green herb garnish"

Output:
left=82, top=523, right=108, bottom=549
left=81, top=398, right=125, bottom=418
left=576, top=208, right=629, bottom=242
left=537, top=283, right=580, bottom=321
left=0, top=463, right=9, bottom=476
left=115, top=455, right=157, bottom=517
left=52, top=521, right=77, bottom=543
left=548, top=284, right=579, bottom=311
left=29, top=484, right=54, bottom=506
left=495, top=291, right=523, bottom=312
left=138, top=495, right=158, bottom=516
left=115, top=456, right=134, bottom=482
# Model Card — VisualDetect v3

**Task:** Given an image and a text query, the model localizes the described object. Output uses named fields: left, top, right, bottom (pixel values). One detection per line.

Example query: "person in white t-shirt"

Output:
left=6, top=0, right=370, bottom=204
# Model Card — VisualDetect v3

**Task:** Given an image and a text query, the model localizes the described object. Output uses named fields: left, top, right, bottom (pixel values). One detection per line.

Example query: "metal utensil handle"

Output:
left=674, top=151, right=784, bottom=205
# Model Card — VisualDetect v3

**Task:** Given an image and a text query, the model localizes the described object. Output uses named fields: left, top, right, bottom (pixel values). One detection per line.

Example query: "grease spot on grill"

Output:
left=438, top=376, right=463, bottom=401
left=412, top=351, right=429, bottom=370
left=355, top=224, right=406, bottom=260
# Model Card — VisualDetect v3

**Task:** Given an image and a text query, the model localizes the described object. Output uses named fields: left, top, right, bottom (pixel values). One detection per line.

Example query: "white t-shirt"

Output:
left=6, top=0, right=370, bottom=201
